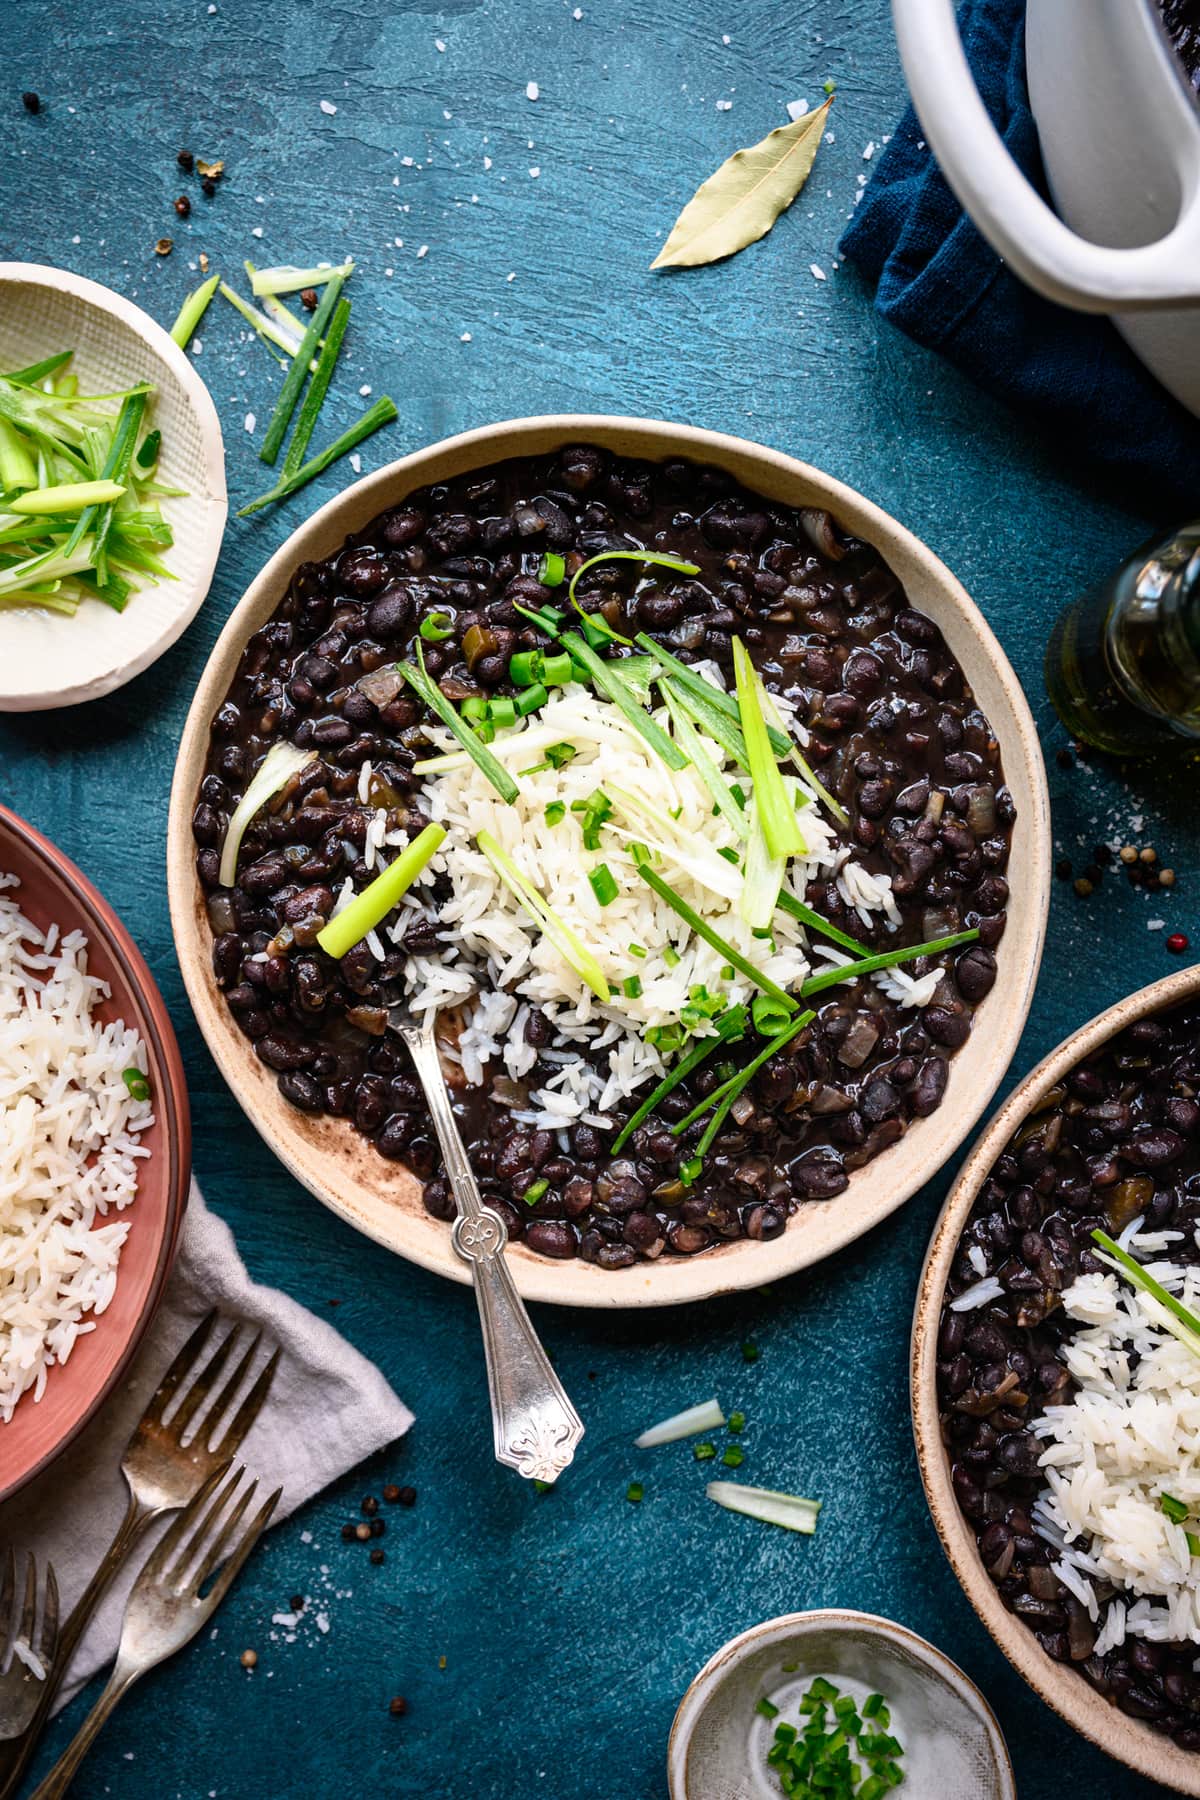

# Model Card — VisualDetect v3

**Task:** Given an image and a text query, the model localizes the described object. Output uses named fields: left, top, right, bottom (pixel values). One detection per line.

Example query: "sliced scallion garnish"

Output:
left=1162, top=1494, right=1190, bottom=1524
left=799, top=929, right=979, bottom=998
left=661, top=682, right=748, bottom=840
left=477, top=829, right=610, bottom=1002
left=632, top=855, right=796, bottom=1012
left=237, top=396, right=399, bottom=515
left=219, top=742, right=317, bottom=887
left=567, top=550, right=700, bottom=636
left=282, top=295, right=351, bottom=479
left=398, top=645, right=519, bottom=803
left=259, top=272, right=348, bottom=466
left=316, top=823, right=446, bottom=959
left=775, top=891, right=870, bottom=958
left=635, top=1398, right=726, bottom=1448
left=1092, top=1229, right=1200, bottom=1359
left=671, top=1010, right=815, bottom=1137
left=249, top=257, right=355, bottom=297
left=588, top=862, right=619, bottom=907
left=121, top=1067, right=151, bottom=1102
left=733, top=637, right=806, bottom=860
left=170, top=274, right=220, bottom=349
left=560, top=631, right=688, bottom=772
left=419, top=609, right=454, bottom=642
left=705, top=1481, right=821, bottom=1534
left=538, top=551, right=566, bottom=587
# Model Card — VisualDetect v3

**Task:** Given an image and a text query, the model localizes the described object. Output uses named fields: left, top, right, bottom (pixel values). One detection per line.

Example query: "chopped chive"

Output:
left=316, top=824, right=446, bottom=959
left=419, top=609, right=454, bottom=642
left=398, top=646, right=519, bottom=804
left=1093, top=1230, right=1200, bottom=1357
left=170, top=273, right=220, bottom=348
left=513, top=599, right=565, bottom=635
left=626, top=1481, right=644, bottom=1504
left=679, top=1155, right=703, bottom=1185
left=134, top=428, right=162, bottom=473
left=10, top=478, right=125, bottom=516
left=629, top=943, right=647, bottom=959
left=589, top=863, right=620, bottom=907
left=237, top=396, right=398, bottom=515
left=1162, top=1494, right=1190, bottom=1524
left=538, top=551, right=566, bottom=586
left=282, top=294, right=351, bottom=478
left=571, top=788, right=613, bottom=851
left=611, top=1007, right=747, bottom=1154
left=122, top=1067, right=151, bottom=1102
left=545, top=801, right=566, bottom=826
left=622, top=974, right=643, bottom=999
left=755, top=1697, right=780, bottom=1720
left=632, top=858, right=796, bottom=1011
left=560, top=631, right=689, bottom=771
left=799, top=929, right=979, bottom=997
left=662, top=944, right=680, bottom=969
left=729, top=1411, right=746, bottom=1434
left=488, top=697, right=518, bottom=728
left=722, top=1445, right=744, bottom=1468
left=249, top=258, right=354, bottom=298
left=672, top=1010, right=815, bottom=1136
left=751, top=992, right=792, bottom=1036
left=546, top=742, right=577, bottom=768
left=259, top=272, right=347, bottom=466
left=514, top=682, right=548, bottom=716
left=693, top=1442, right=717, bottom=1462
left=523, top=1178, right=549, bottom=1206
left=741, top=1341, right=759, bottom=1363
left=567, top=550, right=700, bottom=632
left=509, top=650, right=539, bottom=686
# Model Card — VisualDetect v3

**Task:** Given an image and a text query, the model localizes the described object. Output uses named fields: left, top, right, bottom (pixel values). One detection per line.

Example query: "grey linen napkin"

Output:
left=0, top=1180, right=413, bottom=1709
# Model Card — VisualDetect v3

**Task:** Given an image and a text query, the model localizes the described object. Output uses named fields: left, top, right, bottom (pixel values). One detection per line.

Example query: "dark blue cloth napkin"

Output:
left=839, top=0, right=1200, bottom=514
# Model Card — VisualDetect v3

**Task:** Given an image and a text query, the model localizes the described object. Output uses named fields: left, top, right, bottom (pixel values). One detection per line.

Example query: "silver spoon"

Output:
left=391, top=1008, right=584, bottom=1483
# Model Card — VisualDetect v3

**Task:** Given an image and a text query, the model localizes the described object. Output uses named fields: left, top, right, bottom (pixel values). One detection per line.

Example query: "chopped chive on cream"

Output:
left=316, top=823, right=446, bottom=959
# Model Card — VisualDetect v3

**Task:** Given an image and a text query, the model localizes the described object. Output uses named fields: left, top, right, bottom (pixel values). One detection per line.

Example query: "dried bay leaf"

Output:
left=651, top=99, right=832, bottom=270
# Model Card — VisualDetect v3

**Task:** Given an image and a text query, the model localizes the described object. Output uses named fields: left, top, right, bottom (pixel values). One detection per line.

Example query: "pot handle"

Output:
left=891, top=0, right=1200, bottom=311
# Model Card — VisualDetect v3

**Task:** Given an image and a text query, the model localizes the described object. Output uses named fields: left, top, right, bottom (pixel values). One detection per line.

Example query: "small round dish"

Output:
left=667, top=1608, right=1015, bottom=1799
left=0, top=803, right=190, bottom=1501
left=167, top=414, right=1051, bottom=1309
left=0, top=262, right=226, bottom=712
left=913, top=963, right=1200, bottom=1794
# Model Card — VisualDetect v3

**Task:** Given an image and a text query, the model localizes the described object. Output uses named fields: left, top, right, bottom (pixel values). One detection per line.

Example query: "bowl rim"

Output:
left=0, top=802, right=191, bottom=1500
left=666, top=1605, right=1016, bottom=1799
left=911, top=962, right=1200, bottom=1793
left=0, top=260, right=227, bottom=712
left=167, top=411, right=1051, bottom=1308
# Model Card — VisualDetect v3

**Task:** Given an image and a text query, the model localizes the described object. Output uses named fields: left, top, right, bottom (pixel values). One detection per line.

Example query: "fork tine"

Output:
left=164, top=1464, right=246, bottom=1586
left=136, top=1310, right=218, bottom=1430
left=167, top=1323, right=251, bottom=1442
left=204, top=1485, right=281, bottom=1613
left=40, top=1562, right=58, bottom=1662
left=16, top=1554, right=36, bottom=1651
left=189, top=1478, right=259, bottom=1595
left=0, top=1545, right=14, bottom=1647
left=137, top=1460, right=232, bottom=1587
left=208, top=1344, right=279, bottom=1454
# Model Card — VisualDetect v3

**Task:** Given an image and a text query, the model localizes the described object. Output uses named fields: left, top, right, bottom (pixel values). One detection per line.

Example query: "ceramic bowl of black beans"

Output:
left=913, top=962, right=1200, bottom=1794
left=168, top=415, right=1051, bottom=1309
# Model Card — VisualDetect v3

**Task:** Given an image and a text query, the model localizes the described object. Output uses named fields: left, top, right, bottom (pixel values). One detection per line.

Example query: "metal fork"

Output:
left=27, top=1463, right=279, bottom=1800
left=0, top=1553, right=57, bottom=1741
left=392, top=1007, right=584, bottom=1483
left=0, top=1313, right=278, bottom=1798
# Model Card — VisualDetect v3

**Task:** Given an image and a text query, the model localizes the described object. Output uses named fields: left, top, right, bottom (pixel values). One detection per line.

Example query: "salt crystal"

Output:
left=574, top=5, right=583, bottom=14
left=507, top=272, right=516, bottom=281
left=529, top=166, right=540, bottom=178
left=251, top=225, right=263, bottom=238
left=300, top=1530, right=313, bottom=1545
left=359, top=384, right=372, bottom=396
left=316, top=1612, right=331, bottom=1634
left=320, top=99, right=337, bottom=116
left=722, top=32, right=730, bottom=43
left=460, top=332, right=472, bottom=341
left=349, top=453, right=362, bottom=473
left=716, top=98, right=732, bottom=111
left=435, top=37, right=446, bottom=51
left=809, top=263, right=826, bottom=281
left=401, top=155, right=414, bottom=166
left=786, top=98, right=809, bottom=122
left=863, top=141, right=875, bottom=160
left=1148, top=919, right=1166, bottom=931
left=417, top=245, right=428, bottom=258
left=483, top=155, right=493, bottom=169
left=244, top=412, right=256, bottom=433
left=526, top=81, right=539, bottom=101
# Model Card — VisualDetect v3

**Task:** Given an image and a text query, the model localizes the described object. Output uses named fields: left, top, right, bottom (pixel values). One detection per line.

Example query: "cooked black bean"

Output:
left=197, top=446, right=1011, bottom=1269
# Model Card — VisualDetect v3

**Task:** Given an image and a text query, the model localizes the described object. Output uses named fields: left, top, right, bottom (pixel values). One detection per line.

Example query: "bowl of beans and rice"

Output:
left=168, top=415, right=1051, bottom=1308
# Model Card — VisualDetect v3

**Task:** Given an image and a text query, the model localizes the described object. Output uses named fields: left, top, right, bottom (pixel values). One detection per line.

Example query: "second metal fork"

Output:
left=0, top=1313, right=278, bottom=1798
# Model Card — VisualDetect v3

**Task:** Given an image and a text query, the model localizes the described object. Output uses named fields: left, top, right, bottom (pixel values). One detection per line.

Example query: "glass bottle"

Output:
left=1045, top=522, right=1200, bottom=756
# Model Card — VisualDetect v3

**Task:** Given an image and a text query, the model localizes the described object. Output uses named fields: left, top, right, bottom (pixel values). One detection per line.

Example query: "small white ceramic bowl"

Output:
left=668, top=1609, right=1015, bottom=1800
left=0, top=262, right=226, bottom=711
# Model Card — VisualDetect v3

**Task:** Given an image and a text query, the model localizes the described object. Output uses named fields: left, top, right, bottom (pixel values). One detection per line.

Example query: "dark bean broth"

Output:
left=194, top=445, right=1013, bottom=1268
left=1161, top=0, right=1200, bottom=90
left=938, top=1000, right=1200, bottom=1745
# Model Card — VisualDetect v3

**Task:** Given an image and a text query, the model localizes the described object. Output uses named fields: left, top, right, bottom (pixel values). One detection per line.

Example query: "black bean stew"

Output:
left=194, top=445, right=1013, bottom=1268
left=938, top=999, right=1200, bottom=1745
left=1161, top=0, right=1200, bottom=93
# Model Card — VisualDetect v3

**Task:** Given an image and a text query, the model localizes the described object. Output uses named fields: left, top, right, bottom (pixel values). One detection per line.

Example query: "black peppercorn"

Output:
left=174, top=194, right=191, bottom=218
left=397, top=1485, right=417, bottom=1507
left=177, top=148, right=195, bottom=171
left=370, top=1518, right=386, bottom=1538
left=382, top=1483, right=401, bottom=1503
left=201, top=176, right=216, bottom=198
left=369, top=1547, right=386, bottom=1565
left=1055, top=858, right=1072, bottom=880
left=21, top=92, right=40, bottom=114
left=361, top=1495, right=378, bottom=1517
left=340, top=1523, right=356, bottom=1542
left=290, top=1593, right=305, bottom=1612
left=1055, top=747, right=1074, bottom=770
left=389, top=1696, right=408, bottom=1716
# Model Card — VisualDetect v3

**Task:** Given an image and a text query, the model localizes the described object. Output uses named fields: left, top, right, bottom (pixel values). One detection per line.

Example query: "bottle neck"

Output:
left=1105, top=525, right=1200, bottom=736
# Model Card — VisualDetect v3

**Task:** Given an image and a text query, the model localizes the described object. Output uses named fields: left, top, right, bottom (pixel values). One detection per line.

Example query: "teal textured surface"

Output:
left=0, top=1, right=1196, bottom=1795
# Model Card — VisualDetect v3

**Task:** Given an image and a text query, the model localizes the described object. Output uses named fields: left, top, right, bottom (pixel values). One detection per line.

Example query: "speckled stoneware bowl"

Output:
left=667, top=1608, right=1016, bottom=1799
left=0, top=262, right=226, bottom=711
left=0, top=803, right=190, bottom=1502
left=167, top=414, right=1051, bottom=1309
left=913, top=963, right=1200, bottom=1794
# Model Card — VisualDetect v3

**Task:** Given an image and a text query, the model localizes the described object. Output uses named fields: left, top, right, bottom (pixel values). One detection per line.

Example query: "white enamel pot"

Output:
left=891, top=0, right=1200, bottom=417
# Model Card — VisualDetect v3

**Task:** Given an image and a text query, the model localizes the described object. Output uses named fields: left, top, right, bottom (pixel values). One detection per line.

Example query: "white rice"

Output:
left=1031, top=1251, right=1200, bottom=1645
left=335, top=676, right=945, bottom=1127
left=0, top=874, right=152, bottom=1423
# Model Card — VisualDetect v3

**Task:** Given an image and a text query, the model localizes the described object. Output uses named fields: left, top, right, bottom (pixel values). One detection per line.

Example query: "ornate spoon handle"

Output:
left=398, top=1020, right=584, bottom=1483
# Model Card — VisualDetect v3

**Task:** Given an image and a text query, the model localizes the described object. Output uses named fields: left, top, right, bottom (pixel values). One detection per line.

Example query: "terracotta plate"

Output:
left=169, top=415, right=1051, bottom=1309
left=0, top=805, right=190, bottom=1501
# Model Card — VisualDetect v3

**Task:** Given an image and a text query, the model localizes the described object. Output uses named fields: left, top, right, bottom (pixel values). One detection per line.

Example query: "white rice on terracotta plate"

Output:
left=0, top=873, right=152, bottom=1422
